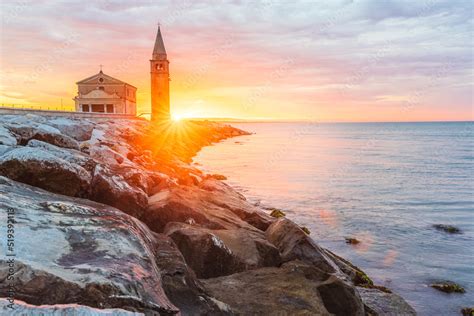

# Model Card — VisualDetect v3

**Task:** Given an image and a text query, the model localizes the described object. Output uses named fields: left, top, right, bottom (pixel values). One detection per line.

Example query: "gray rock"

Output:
left=0, top=298, right=142, bottom=315
left=0, top=176, right=178, bottom=315
left=357, top=287, right=416, bottom=316
left=7, top=122, right=79, bottom=149
left=0, top=147, right=91, bottom=197
left=265, top=218, right=339, bottom=274
left=153, top=233, right=226, bottom=315
left=164, top=223, right=254, bottom=279
left=202, top=260, right=365, bottom=316
left=0, top=125, right=17, bottom=146
left=27, top=139, right=97, bottom=172
left=90, top=164, right=148, bottom=217
left=0, top=144, right=14, bottom=156
left=48, top=117, right=95, bottom=141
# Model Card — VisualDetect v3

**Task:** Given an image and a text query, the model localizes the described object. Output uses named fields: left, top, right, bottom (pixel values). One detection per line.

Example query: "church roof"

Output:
left=76, top=70, right=137, bottom=89
left=152, top=26, right=167, bottom=60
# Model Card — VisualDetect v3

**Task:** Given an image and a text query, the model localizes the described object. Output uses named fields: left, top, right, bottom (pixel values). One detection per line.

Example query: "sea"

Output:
left=193, top=122, right=474, bottom=316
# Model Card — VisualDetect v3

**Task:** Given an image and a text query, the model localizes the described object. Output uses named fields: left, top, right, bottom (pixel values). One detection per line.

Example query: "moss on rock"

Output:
left=430, top=281, right=465, bottom=294
left=269, top=209, right=286, bottom=218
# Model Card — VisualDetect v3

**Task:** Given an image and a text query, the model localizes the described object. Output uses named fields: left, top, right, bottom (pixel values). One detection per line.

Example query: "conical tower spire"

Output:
left=152, top=25, right=167, bottom=60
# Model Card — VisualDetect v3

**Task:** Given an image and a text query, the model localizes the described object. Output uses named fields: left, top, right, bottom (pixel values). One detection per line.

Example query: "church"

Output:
left=73, top=26, right=170, bottom=120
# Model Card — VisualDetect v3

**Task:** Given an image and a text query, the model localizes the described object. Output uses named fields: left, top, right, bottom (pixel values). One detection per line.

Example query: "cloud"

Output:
left=0, top=0, right=472, bottom=120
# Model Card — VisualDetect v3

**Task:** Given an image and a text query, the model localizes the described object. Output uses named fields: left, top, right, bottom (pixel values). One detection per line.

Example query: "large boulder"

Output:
left=202, top=260, right=365, bottom=316
left=265, top=218, right=339, bottom=274
left=90, top=143, right=130, bottom=166
left=146, top=183, right=273, bottom=233
left=27, top=139, right=97, bottom=172
left=0, top=176, right=177, bottom=315
left=90, top=164, right=148, bottom=217
left=153, top=233, right=227, bottom=315
left=47, top=117, right=95, bottom=141
left=198, top=178, right=274, bottom=230
left=0, top=147, right=91, bottom=197
left=7, top=123, right=79, bottom=149
left=357, top=287, right=416, bottom=316
left=164, top=222, right=280, bottom=279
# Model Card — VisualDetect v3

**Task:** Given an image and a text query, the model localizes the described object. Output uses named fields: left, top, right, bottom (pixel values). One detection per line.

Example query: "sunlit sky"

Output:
left=0, top=0, right=472, bottom=121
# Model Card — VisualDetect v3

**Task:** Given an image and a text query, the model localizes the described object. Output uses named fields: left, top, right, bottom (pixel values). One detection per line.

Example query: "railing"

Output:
left=0, top=103, right=75, bottom=111
left=0, top=105, right=147, bottom=120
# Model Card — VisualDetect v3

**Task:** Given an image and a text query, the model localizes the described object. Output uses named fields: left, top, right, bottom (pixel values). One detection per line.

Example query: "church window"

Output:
left=82, top=104, right=89, bottom=112
left=106, top=104, right=114, bottom=113
left=91, top=104, right=105, bottom=112
left=98, top=86, right=104, bottom=90
left=98, top=78, right=104, bottom=83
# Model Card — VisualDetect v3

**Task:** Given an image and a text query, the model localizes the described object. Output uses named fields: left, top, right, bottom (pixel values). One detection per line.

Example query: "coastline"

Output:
left=0, top=114, right=415, bottom=315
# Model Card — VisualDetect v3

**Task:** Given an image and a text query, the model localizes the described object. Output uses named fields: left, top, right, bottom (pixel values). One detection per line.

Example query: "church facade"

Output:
left=74, top=25, right=170, bottom=120
left=73, top=71, right=137, bottom=115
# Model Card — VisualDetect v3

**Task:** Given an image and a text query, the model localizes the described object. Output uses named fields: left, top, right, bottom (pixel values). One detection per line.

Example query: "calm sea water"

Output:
left=194, top=122, right=474, bottom=316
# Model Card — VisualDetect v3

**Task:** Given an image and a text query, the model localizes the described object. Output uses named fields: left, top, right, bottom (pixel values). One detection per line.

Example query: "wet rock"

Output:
left=300, top=226, right=311, bottom=235
left=430, top=281, right=465, bottom=293
left=0, top=147, right=91, bottom=197
left=202, top=260, right=365, bottom=316
left=48, top=117, right=95, bottom=141
left=0, top=176, right=178, bottom=315
left=90, top=164, right=148, bottom=217
left=357, top=287, right=416, bottom=316
left=323, top=249, right=375, bottom=287
left=164, top=222, right=280, bottom=279
left=267, top=208, right=286, bottom=218
left=0, top=298, right=141, bottom=315
left=146, top=182, right=272, bottom=233
left=461, top=307, right=474, bottom=316
left=345, top=237, right=361, bottom=245
left=433, top=224, right=461, bottom=234
left=152, top=233, right=226, bottom=315
left=0, top=125, right=17, bottom=146
left=266, top=218, right=339, bottom=273
left=198, top=178, right=274, bottom=231
left=207, top=173, right=227, bottom=180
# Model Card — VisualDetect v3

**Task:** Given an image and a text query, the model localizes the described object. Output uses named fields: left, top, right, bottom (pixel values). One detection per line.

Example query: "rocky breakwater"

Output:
left=0, top=114, right=415, bottom=315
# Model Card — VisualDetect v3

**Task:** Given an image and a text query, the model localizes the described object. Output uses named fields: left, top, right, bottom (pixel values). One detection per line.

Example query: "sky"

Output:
left=0, top=0, right=472, bottom=122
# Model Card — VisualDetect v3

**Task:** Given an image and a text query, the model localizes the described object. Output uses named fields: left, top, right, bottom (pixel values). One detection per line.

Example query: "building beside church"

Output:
left=73, top=70, right=137, bottom=115
left=73, top=25, right=170, bottom=120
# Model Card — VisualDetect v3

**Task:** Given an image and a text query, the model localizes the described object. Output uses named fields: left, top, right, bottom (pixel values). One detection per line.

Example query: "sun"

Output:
left=171, top=113, right=183, bottom=122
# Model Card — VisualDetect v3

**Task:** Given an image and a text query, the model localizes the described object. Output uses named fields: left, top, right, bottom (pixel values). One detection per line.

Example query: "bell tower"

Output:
left=150, top=25, right=170, bottom=121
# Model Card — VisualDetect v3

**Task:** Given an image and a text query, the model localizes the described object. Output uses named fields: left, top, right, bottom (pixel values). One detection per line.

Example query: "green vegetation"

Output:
left=209, top=174, right=227, bottom=180
left=300, top=226, right=310, bottom=235
left=345, top=237, right=360, bottom=245
left=430, top=281, right=465, bottom=294
left=433, top=224, right=461, bottom=234
left=269, top=209, right=286, bottom=218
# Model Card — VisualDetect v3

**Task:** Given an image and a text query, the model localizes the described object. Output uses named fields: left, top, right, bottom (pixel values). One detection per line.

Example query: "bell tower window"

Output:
left=156, top=63, right=163, bottom=70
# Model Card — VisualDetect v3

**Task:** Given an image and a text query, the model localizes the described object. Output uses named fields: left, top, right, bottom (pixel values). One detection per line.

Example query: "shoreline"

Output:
left=0, top=114, right=415, bottom=315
